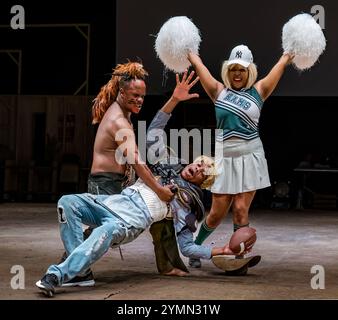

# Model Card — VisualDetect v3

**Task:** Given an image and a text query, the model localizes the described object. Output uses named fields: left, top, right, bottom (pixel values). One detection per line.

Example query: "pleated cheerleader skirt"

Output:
left=211, top=137, right=271, bottom=194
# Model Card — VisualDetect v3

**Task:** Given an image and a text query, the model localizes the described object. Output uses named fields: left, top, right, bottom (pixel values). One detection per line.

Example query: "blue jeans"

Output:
left=47, top=189, right=149, bottom=284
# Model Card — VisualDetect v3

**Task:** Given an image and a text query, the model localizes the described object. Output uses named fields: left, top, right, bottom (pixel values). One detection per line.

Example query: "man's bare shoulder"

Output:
left=113, top=115, right=132, bottom=126
left=103, top=105, right=132, bottom=130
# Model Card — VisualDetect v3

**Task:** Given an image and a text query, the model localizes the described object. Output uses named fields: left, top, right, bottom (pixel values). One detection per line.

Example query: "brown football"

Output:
left=229, top=227, right=257, bottom=254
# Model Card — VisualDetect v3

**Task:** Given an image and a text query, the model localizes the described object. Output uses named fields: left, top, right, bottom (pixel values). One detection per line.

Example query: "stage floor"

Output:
left=0, top=203, right=337, bottom=300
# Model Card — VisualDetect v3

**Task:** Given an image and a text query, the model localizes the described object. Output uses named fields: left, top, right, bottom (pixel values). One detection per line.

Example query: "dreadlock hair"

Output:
left=91, top=62, right=148, bottom=124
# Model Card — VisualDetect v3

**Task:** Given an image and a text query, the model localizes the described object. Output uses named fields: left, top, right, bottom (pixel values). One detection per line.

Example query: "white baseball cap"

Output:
left=228, top=45, right=253, bottom=68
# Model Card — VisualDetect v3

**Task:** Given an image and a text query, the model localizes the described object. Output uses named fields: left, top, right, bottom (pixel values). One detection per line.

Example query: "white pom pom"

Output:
left=282, top=13, right=326, bottom=70
left=155, top=16, right=201, bottom=73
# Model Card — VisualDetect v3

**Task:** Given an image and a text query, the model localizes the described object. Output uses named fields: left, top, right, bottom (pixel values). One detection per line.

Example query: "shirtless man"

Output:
left=58, top=62, right=174, bottom=284
left=88, top=61, right=173, bottom=201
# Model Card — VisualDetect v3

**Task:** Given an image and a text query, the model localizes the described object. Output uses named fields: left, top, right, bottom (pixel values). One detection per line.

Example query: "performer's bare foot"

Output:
left=163, top=268, right=188, bottom=277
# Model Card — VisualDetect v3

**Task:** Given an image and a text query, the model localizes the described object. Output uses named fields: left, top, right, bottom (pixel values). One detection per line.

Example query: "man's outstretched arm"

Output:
left=146, top=71, right=199, bottom=163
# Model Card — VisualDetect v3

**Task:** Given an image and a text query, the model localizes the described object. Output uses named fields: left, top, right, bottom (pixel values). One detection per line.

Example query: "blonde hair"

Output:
left=91, top=62, right=148, bottom=124
left=221, top=61, right=258, bottom=89
left=193, top=155, right=217, bottom=189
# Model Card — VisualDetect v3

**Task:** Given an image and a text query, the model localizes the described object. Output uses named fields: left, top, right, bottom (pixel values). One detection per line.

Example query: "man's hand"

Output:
left=172, top=70, right=200, bottom=102
left=222, top=244, right=235, bottom=255
left=222, top=243, right=251, bottom=256
left=158, top=185, right=175, bottom=202
left=160, top=70, right=200, bottom=114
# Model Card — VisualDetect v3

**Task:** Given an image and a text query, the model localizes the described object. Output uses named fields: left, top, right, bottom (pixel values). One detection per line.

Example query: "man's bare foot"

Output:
left=163, top=268, right=188, bottom=277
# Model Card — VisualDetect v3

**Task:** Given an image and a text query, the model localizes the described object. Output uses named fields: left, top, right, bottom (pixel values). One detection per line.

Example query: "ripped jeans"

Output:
left=47, top=191, right=147, bottom=284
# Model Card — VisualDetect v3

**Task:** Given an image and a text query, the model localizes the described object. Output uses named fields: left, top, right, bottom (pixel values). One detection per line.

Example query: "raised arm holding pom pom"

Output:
left=254, top=52, right=294, bottom=100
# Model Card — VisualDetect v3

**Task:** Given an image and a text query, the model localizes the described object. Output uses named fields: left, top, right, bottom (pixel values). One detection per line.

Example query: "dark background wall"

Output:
left=0, top=0, right=117, bottom=95
left=0, top=0, right=337, bottom=207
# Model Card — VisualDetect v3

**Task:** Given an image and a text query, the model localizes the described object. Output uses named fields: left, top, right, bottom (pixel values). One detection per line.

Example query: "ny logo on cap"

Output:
left=235, top=51, right=242, bottom=59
